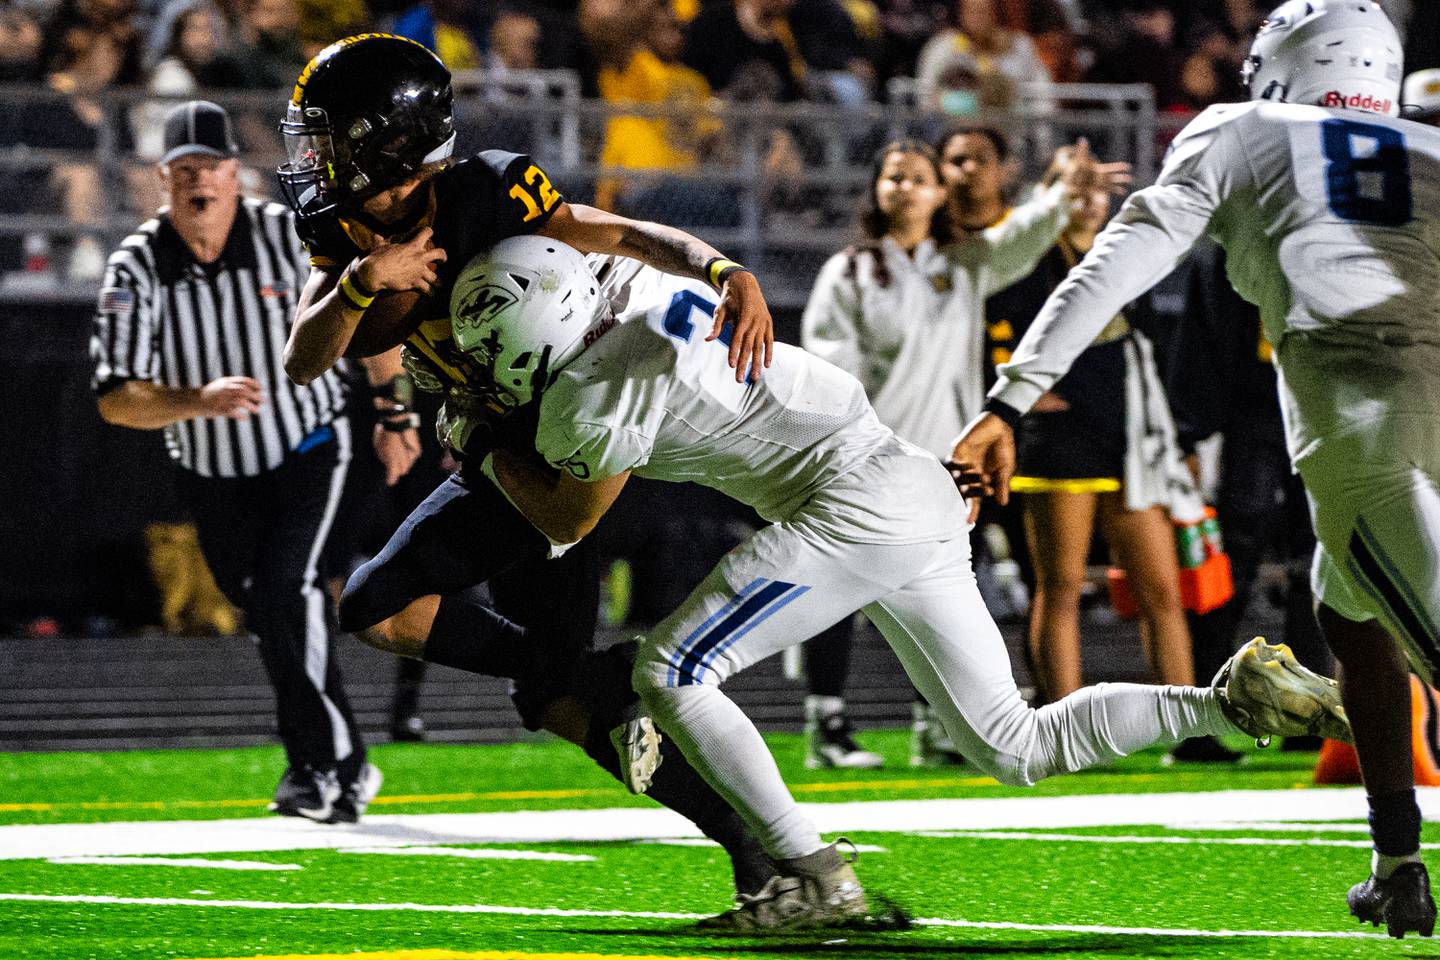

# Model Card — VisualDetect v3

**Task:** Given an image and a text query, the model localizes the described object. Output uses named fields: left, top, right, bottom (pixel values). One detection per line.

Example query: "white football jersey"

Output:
left=990, top=101, right=1440, bottom=458
left=537, top=259, right=968, bottom=541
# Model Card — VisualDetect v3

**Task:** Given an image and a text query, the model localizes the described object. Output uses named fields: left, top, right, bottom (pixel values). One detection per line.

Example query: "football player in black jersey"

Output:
left=277, top=34, right=778, bottom=905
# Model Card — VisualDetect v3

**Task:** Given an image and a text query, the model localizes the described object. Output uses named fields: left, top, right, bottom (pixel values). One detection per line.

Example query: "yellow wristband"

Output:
left=337, top=273, right=376, bottom=311
left=706, top=257, right=746, bottom=289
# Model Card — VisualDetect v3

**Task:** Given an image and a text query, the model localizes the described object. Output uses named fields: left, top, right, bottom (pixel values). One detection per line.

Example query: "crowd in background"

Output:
left=2, top=0, right=1437, bottom=283
left=1, top=0, right=1435, bottom=116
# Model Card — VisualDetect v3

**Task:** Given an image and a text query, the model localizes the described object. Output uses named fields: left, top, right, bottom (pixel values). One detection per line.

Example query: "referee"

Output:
left=91, top=101, right=416, bottom=823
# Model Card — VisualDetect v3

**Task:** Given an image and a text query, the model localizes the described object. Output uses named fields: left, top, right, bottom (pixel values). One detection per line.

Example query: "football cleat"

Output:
left=611, top=715, right=663, bottom=795
left=910, top=703, right=968, bottom=768
left=806, top=711, right=883, bottom=770
left=329, top=762, right=384, bottom=824
left=1212, top=637, right=1352, bottom=746
left=699, top=841, right=868, bottom=930
left=1349, top=863, right=1436, bottom=939
left=268, top=765, right=341, bottom=823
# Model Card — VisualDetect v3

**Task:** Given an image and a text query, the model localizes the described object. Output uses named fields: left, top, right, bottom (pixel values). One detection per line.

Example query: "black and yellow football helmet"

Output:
left=277, top=34, right=455, bottom=224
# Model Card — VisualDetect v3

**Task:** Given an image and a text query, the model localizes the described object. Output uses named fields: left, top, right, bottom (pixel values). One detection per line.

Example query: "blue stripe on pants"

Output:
left=665, top=578, right=768, bottom=687
left=696, top=584, right=811, bottom=681
left=672, top=580, right=798, bottom=686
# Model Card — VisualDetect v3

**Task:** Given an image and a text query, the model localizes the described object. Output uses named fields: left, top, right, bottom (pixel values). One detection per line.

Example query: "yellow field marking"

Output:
left=185, top=950, right=725, bottom=960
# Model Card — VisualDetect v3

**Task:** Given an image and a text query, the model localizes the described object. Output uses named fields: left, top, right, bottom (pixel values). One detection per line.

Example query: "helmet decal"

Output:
left=1243, top=1, right=1401, bottom=116
left=449, top=238, right=609, bottom=411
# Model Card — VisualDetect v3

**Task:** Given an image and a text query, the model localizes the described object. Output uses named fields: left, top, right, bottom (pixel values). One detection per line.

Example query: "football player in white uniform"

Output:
left=449, top=235, right=1350, bottom=929
left=952, top=0, right=1439, bottom=939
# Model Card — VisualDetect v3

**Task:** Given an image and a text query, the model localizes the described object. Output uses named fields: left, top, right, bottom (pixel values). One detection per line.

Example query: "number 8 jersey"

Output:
left=537, top=257, right=971, bottom=543
left=990, top=100, right=1440, bottom=459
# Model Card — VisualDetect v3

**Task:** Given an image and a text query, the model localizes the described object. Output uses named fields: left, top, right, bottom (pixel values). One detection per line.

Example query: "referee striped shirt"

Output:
left=91, top=197, right=346, bottom=478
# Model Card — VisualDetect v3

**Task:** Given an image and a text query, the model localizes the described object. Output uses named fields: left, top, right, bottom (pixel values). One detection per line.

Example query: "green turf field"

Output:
left=0, top=731, right=1429, bottom=959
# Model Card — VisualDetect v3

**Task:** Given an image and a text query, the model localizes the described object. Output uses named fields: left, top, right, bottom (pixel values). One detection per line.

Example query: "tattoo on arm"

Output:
left=615, top=221, right=721, bottom=282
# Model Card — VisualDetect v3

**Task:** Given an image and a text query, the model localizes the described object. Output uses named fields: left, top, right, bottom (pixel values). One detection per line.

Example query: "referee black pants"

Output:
left=177, top=419, right=364, bottom=775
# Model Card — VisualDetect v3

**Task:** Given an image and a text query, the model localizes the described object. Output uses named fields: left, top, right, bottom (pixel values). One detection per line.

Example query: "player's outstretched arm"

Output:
left=489, top=447, right=630, bottom=545
left=540, top=203, right=774, bottom=383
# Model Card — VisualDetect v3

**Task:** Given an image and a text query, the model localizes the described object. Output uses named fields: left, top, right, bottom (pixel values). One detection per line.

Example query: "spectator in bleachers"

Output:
left=683, top=0, right=807, bottom=102
left=682, top=0, right=871, bottom=103
left=296, top=0, right=370, bottom=61
left=45, top=0, right=144, bottom=85
left=873, top=0, right=950, bottom=86
left=1084, top=0, right=1190, bottom=111
left=1009, top=0, right=1079, bottom=83
left=583, top=0, right=727, bottom=220
left=485, top=8, right=540, bottom=78
left=392, top=0, right=481, bottom=70
left=33, top=0, right=144, bottom=252
left=0, top=5, right=45, bottom=83
left=228, top=0, right=304, bottom=88
left=914, top=0, right=1050, bottom=113
left=148, top=0, right=248, bottom=92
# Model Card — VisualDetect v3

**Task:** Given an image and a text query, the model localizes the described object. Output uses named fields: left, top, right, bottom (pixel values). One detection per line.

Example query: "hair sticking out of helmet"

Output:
left=449, top=237, right=611, bottom=412
left=277, top=33, right=456, bottom=223
left=1241, top=0, right=1402, bottom=116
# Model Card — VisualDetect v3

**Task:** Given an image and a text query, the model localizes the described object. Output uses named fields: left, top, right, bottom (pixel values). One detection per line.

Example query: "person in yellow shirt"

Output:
left=583, top=0, right=724, bottom=215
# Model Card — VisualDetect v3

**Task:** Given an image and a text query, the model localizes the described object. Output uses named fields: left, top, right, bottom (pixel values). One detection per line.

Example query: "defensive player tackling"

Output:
left=452, top=236, right=1351, bottom=930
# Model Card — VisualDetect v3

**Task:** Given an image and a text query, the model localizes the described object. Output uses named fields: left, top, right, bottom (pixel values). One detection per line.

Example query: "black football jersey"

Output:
left=301, top=149, right=564, bottom=389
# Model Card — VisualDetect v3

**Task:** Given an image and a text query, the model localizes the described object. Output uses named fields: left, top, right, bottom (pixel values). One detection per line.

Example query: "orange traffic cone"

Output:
left=1314, top=675, right=1440, bottom=786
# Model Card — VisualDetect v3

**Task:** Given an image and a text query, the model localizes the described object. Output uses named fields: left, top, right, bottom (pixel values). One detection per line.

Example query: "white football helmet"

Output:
left=1241, top=0, right=1402, bottom=116
left=449, top=236, right=608, bottom=411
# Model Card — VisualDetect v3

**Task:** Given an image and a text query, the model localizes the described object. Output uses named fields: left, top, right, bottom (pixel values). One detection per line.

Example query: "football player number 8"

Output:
left=509, top=165, right=561, bottom=222
left=1321, top=118, right=1412, bottom=226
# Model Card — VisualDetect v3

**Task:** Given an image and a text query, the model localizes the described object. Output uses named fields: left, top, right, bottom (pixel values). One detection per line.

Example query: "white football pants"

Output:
left=1300, top=413, right=1440, bottom=686
left=633, top=460, right=1233, bottom=860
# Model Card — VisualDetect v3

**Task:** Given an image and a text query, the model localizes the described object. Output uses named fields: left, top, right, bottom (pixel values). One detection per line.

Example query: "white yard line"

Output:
left=46, top=857, right=301, bottom=870
left=919, top=830, right=1440, bottom=850
left=0, top=893, right=1392, bottom=941
left=7, top=787, right=1433, bottom=861
left=1162, top=821, right=1371, bottom=833
left=338, top=847, right=595, bottom=862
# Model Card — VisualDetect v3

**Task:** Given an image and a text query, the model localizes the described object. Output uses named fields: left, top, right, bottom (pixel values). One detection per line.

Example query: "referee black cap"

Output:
left=161, top=101, right=239, bottom=165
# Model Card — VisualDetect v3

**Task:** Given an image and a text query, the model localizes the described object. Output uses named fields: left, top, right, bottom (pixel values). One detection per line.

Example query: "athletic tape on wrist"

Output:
left=705, top=257, right=747, bottom=289
left=338, top=273, right=376, bottom=311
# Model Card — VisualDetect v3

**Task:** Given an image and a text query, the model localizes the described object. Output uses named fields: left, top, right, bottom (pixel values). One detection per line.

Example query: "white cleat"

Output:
left=1213, top=637, right=1352, bottom=746
left=611, top=715, right=663, bottom=794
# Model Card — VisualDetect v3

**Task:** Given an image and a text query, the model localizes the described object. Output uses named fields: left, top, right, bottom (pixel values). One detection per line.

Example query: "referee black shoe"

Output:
left=268, top=765, right=341, bottom=823
left=1349, top=863, right=1436, bottom=939
left=329, top=762, right=384, bottom=824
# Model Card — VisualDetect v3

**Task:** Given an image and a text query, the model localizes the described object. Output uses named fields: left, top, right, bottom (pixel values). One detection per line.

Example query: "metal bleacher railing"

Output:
left=0, top=76, right=1158, bottom=312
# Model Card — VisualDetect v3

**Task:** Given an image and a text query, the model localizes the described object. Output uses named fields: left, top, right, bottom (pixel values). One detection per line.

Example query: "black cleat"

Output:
left=1349, top=862, right=1437, bottom=939
left=268, top=765, right=340, bottom=823
left=329, top=762, right=383, bottom=824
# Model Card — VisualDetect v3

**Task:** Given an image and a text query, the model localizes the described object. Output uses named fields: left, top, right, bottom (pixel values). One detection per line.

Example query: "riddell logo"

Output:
left=1322, top=90, right=1392, bottom=113
left=582, top=314, right=617, bottom=349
